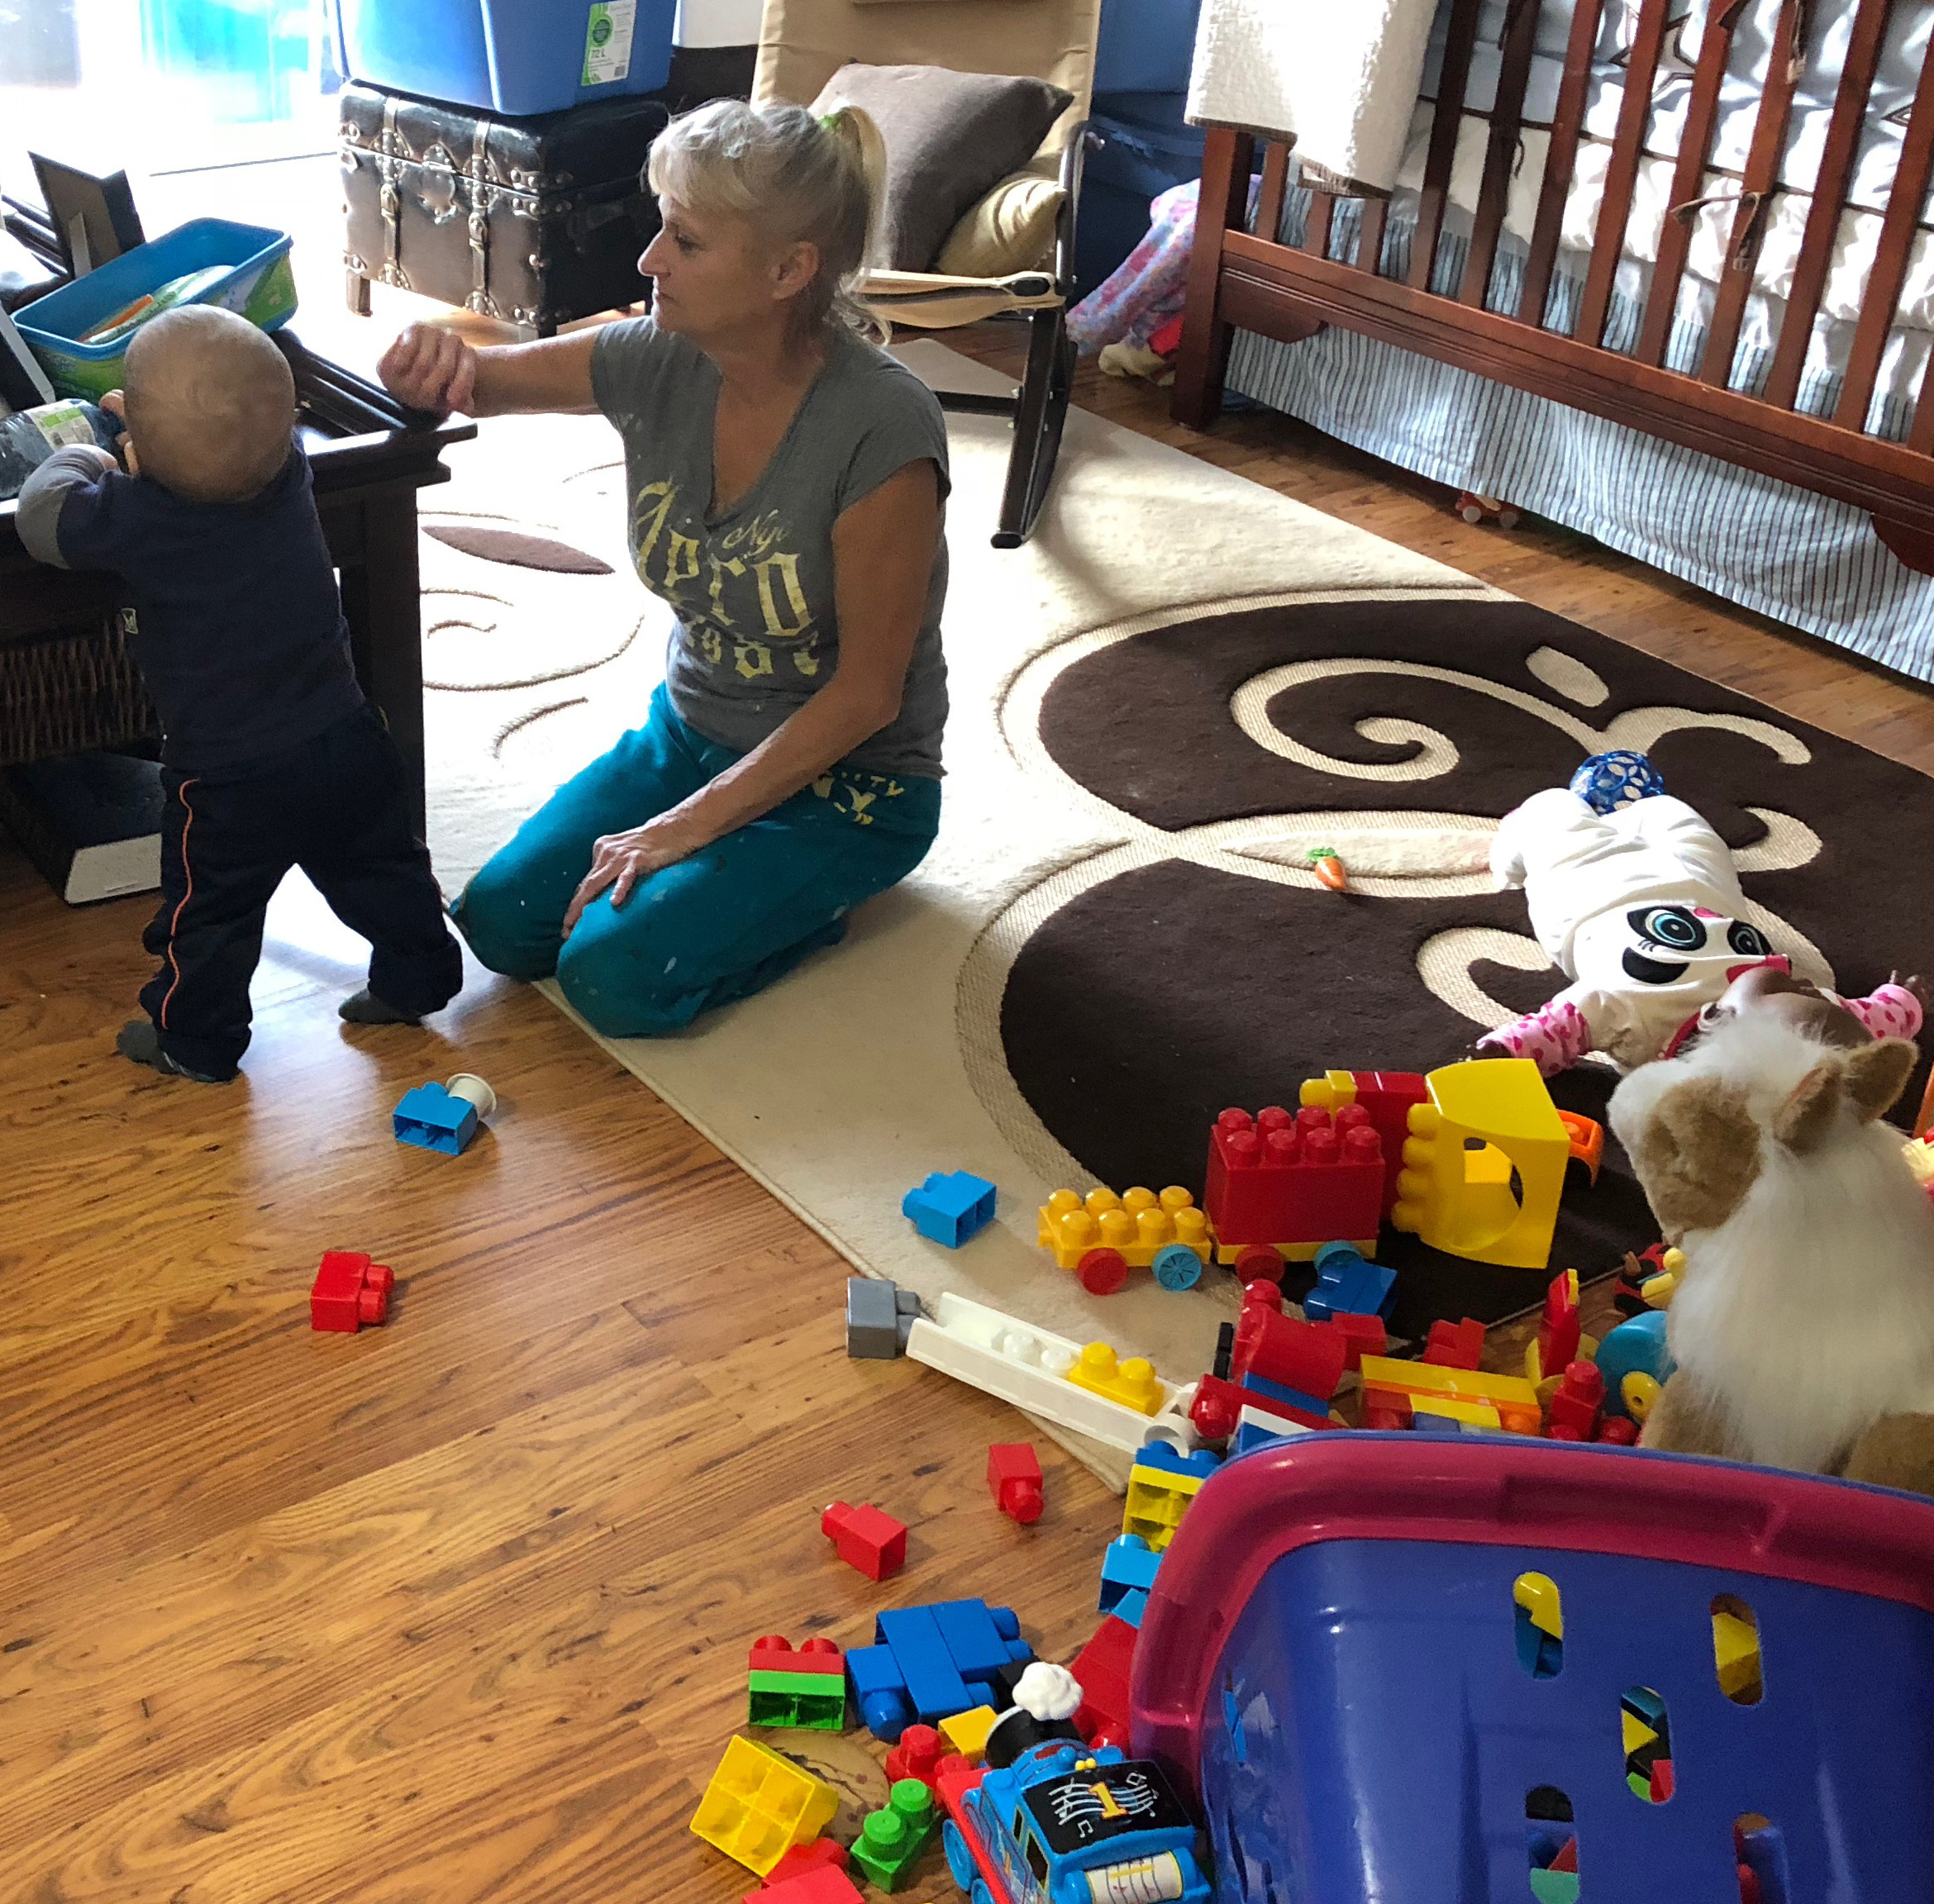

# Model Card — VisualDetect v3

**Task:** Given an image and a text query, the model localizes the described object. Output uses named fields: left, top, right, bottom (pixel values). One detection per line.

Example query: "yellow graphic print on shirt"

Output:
left=631, top=479, right=823, bottom=685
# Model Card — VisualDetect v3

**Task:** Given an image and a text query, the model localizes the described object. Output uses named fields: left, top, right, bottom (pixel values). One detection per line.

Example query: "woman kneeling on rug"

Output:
left=379, top=101, right=947, bottom=1035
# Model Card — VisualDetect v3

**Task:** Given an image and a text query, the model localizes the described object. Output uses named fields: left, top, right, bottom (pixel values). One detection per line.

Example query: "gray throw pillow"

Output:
left=810, top=63, right=1074, bottom=273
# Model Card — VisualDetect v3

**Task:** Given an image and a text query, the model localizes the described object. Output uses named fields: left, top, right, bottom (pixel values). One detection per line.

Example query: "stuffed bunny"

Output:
left=1607, top=1012, right=1934, bottom=1497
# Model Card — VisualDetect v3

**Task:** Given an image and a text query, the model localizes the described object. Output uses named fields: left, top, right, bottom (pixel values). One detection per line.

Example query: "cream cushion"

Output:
left=933, top=169, right=1066, bottom=277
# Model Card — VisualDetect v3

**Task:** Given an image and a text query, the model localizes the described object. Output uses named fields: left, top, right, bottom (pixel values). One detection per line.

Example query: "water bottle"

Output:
left=0, top=399, right=125, bottom=502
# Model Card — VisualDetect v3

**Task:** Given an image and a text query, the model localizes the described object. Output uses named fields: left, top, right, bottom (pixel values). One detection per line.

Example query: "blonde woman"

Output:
left=379, top=101, right=946, bottom=1035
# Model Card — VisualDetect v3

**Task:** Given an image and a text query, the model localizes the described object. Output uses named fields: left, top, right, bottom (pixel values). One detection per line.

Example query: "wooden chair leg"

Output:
left=1172, top=126, right=1254, bottom=430
left=993, top=307, right=1073, bottom=549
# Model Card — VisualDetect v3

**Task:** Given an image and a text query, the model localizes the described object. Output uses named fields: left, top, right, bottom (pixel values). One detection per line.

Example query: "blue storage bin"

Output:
left=330, top=0, right=675, bottom=117
left=1076, top=92, right=1208, bottom=297
left=1095, top=0, right=1202, bottom=96
left=14, top=218, right=296, bottom=404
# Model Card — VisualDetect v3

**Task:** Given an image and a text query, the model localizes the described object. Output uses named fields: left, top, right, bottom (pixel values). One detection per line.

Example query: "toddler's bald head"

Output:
left=123, top=307, right=296, bottom=503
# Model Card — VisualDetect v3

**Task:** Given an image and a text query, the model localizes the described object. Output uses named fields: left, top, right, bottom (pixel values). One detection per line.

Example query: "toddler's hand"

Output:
left=379, top=323, right=477, bottom=418
left=99, top=389, right=139, bottom=474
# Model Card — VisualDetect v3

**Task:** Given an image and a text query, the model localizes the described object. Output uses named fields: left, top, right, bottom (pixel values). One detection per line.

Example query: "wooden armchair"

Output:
left=755, top=0, right=1099, bottom=546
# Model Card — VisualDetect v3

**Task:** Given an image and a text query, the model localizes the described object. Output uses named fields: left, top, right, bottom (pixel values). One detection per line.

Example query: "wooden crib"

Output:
left=1172, top=0, right=1934, bottom=574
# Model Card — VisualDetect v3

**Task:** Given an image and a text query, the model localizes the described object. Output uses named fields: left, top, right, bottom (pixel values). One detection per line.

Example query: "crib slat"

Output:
left=1576, top=0, right=1674, bottom=348
left=1522, top=0, right=1608, bottom=329
left=1839, top=23, right=1934, bottom=433
left=1635, top=2, right=1738, bottom=365
left=1765, top=0, right=1892, bottom=410
left=1255, top=140, right=1292, bottom=247
left=1699, top=0, right=1808, bottom=387
left=1304, top=190, right=1336, bottom=259
left=1358, top=194, right=1389, bottom=275
left=1460, top=0, right=1544, bottom=307
left=1410, top=0, right=1486, bottom=291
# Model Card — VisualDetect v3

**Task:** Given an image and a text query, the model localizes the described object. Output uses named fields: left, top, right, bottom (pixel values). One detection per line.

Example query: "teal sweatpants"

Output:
left=453, top=685, right=941, bottom=1037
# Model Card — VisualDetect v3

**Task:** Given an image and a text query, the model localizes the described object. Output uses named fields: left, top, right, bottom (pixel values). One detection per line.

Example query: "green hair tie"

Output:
left=819, top=110, right=843, bottom=134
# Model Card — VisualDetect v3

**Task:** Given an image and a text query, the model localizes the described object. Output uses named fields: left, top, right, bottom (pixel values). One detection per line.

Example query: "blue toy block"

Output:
left=1131, top=1441, right=1223, bottom=1483
left=1112, top=1588, right=1150, bottom=1629
left=901, top=1170, right=998, bottom=1247
left=877, top=1606, right=971, bottom=1722
left=1100, top=1533, right=1163, bottom=1613
left=855, top=1600, right=1034, bottom=1741
left=1244, top=1371, right=1334, bottom=1420
left=846, top=1641, right=917, bottom=1740
left=393, top=1081, right=479, bottom=1156
left=1302, top=1241, right=1398, bottom=1322
left=928, top=1598, right=1027, bottom=1684
left=1234, top=1416, right=1296, bottom=1455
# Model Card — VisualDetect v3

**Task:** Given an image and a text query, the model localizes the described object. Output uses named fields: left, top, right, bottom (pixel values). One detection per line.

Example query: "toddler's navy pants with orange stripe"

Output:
left=141, top=705, right=463, bottom=1078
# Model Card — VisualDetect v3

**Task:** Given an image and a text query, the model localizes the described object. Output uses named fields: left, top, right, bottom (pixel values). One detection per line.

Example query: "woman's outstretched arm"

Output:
left=560, top=458, right=943, bottom=931
left=378, top=321, right=600, bottom=417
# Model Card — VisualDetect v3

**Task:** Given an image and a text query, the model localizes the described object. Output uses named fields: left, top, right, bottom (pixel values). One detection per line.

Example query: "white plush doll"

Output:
left=1479, top=754, right=1922, bottom=1073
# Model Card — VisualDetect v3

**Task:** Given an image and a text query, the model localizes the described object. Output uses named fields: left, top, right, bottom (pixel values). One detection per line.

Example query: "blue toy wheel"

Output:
left=1569, top=750, right=1665, bottom=814
left=972, top=1879, right=996, bottom=1904
left=943, top=1821, right=977, bottom=1891
left=1151, top=1244, right=1203, bottom=1291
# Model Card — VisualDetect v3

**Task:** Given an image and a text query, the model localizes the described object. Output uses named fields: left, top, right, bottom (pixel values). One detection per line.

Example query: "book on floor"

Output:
left=0, top=750, right=164, bottom=904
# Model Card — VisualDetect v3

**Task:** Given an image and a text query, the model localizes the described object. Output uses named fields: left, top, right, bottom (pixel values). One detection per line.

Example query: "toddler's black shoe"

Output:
left=339, top=987, right=422, bottom=1026
left=116, top=1019, right=228, bottom=1083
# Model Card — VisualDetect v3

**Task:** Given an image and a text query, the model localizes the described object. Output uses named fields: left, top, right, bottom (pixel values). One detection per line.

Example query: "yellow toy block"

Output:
left=1514, top=1572, right=1563, bottom=1640
left=1409, top=1394, right=1502, bottom=1428
left=690, top=1735, right=840, bottom=1874
left=1621, top=1708, right=1659, bottom=1758
left=1037, top=1185, right=1212, bottom=1270
left=941, top=1706, right=998, bottom=1759
left=1122, top=1459, right=1208, bottom=1551
left=1359, top=1355, right=1543, bottom=1434
left=1065, top=1342, right=1163, bottom=1415
left=1299, top=1069, right=1359, bottom=1112
left=1641, top=1247, right=1685, bottom=1308
left=1389, top=1059, right=1571, bottom=1270
left=1712, top=1611, right=1764, bottom=1702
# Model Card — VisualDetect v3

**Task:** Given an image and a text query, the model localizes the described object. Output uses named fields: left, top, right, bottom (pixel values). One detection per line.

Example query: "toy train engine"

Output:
left=939, top=1741, right=1211, bottom=1904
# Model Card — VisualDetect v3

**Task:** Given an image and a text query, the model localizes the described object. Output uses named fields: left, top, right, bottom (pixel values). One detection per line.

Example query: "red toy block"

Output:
left=747, top=1865, right=865, bottom=1904
left=821, top=1501, right=907, bottom=1581
left=1538, top=1269, right=1582, bottom=1377
left=309, top=1250, right=395, bottom=1332
left=1232, top=1245, right=1285, bottom=1283
left=885, top=1724, right=946, bottom=1786
left=1189, top=1372, right=1331, bottom=1442
left=1422, top=1318, right=1486, bottom=1370
left=1546, top=1361, right=1605, bottom=1440
left=1231, top=1304, right=1348, bottom=1403
left=748, top=1635, right=845, bottom=1678
left=1204, top=1106, right=1385, bottom=1257
left=1550, top=1836, right=1579, bottom=1874
left=1331, top=1071, right=1429, bottom=1215
left=1069, top=1613, right=1137, bottom=1744
left=1328, top=1312, right=1386, bottom=1371
left=761, top=1842, right=850, bottom=1889
left=986, top=1444, right=1044, bottom=1525
left=1597, top=1416, right=1640, bottom=1446
left=1361, top=1388, right=1413, bottom=1430
left=1650, top=1759, right=1675, bottom=1804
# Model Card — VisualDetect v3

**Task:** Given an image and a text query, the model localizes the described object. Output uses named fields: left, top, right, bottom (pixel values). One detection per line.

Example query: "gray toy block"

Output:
left=848, top=1276, right=922, bottom=1359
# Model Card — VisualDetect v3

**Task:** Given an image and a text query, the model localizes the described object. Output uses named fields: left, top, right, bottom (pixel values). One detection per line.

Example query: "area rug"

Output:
left=417, top=343, right=1934, bottom=1474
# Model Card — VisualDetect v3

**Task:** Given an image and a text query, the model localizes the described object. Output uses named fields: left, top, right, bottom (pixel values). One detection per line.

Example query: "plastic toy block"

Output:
left=748, top=1670, right=848, bottom=1730
left=1233, top=1407, right=1312, bottom=1454
left=986, top=1443, right=1044, bottom=1524
left=1360, top=1389, right=1414, bottom=1430
left=903, top=1170, right=997, bottom=1247
left=760, top=1840, right=850, bottom=1890
left=392, top=1078, right=485, bottom=1155
left=846, top=1278, right=920, bottom=1359
left=748, top=1637, right=844, bottom=1680
left=884, top=1725, right=946, bottom=1786
left=1300, top=1240, right=1398, bottom=1322
left=1327, top=1311, right=1387, bottom=1370
left=1299, top=1069, right=1429, bottom=1214
left=1122, top=1442, right=1221, bottom=1549
left=1108, top=1587, right=1148, bottom=1626
left=866, top=1607, right=972, bottom=1733
left=1069, top=1613, right=1137, bottom=1745
left=850, top=1779, right=938, bottom=1891
left=1546, top=1361, right=1605, bottom=1440
left=1558, top=1110, right=1603, bottom=1183
left=1527, top=1871, right=1579, bottom=1904
left=1203, top=1105, right=1384, bottom=1262
left=1242, top=1369, right=1336, bottom=1420
left=1357, top=1354, right=1542, bottom=1434
left=1389, top=1059, right=1570, bottom=1269
left=939, top=1705, right=998, bottom=1760
left=929, top=1598, right=1033, bottom=1684
left=1099, top=1533, right=1163, bottom=1612
left=1036, top=1184, right=1212, bottom=1272
left=690, top=1735, right=840, bottom=1874
left=903, top=1292, right=1184, bottom=1456
left=309, top=1250, right=395, bottom=1332
left=1712, top=1608, right=1764, bottom=1702
left=1189, top=1371, right=1331, bottom=1441
left=1065, top=1342, right=1163, bottom=1415
left=1409, top=1394, right=1502, bottom=1429
left=1514, top=1572, right=1564, bottom=1640
left=1423, top=1318, right=1486, bottom=1369
left=1233, top=1296, right=1348, bottom=1400
left=748, top=1864, right=864, bottom=1904
left=821, top=1502, right=906, bottom=1581
left=849, top=1600, right=1032, bottom=1741
left=1527, top=1269, right=1583, bottom=1385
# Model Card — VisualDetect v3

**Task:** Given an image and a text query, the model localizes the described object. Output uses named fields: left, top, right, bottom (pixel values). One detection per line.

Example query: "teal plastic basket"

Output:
left=14, top=218, right=297, bottom=402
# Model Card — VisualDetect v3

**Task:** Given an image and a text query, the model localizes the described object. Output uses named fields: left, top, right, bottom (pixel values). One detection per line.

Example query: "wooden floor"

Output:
left=7, top=212, right=1934, bottom=1897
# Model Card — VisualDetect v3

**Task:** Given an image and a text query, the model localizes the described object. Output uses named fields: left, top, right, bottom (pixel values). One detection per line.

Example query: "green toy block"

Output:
left=848, top=1779, right=938, bottom=1892
left=748, top=1668, right=848, bottom=1730
left=1528, top=1870, right=1579, bottom=1904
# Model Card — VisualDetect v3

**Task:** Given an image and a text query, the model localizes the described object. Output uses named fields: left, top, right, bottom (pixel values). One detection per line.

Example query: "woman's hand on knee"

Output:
left=562, top=821, right=698, bottom=936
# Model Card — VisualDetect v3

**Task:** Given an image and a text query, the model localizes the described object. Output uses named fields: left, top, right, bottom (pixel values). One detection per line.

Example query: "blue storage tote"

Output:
left=14, top=219, right=296, bottom=403
left=1095, top=0, right=1202, bottom=96
left=1076, top=92, right=1208, bottom=297
left=330, top=0, right=675, bottom=117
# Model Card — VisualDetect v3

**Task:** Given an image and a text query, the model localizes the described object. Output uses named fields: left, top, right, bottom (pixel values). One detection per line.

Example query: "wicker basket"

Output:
left=0, top=616, right=158, bottom=766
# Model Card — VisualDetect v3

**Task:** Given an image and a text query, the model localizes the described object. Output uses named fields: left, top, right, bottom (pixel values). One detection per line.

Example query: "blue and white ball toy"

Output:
left=1570, top=750, right=1665, bottom=814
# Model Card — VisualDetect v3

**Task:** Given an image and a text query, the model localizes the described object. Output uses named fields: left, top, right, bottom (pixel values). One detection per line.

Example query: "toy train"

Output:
left=938, top=1740, right=1210, bottom=1904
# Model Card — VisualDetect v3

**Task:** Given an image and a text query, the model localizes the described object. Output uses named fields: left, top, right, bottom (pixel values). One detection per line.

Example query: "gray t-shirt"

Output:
left=590, top=317, right=950, bottom=778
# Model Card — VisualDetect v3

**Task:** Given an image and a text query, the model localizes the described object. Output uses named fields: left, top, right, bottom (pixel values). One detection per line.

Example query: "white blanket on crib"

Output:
left=1186, top=0, right=1439, bottom=193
